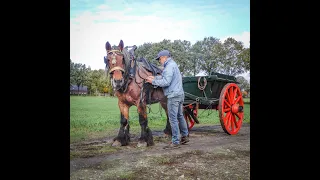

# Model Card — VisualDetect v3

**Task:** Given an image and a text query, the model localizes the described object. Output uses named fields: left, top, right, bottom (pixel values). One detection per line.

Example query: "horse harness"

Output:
left=105, top=47, right=162, bottom=111
left=105, top=49, right=131, bottom=93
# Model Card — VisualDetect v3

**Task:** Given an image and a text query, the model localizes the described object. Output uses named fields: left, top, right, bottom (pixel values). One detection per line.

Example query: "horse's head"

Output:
left=105, top=40, right=127, bottom=91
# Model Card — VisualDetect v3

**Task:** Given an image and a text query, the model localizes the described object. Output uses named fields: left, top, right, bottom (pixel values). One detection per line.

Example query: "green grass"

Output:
left=70, top=96, right=250, bottom=143
left=243, top=98, right=250, bottom=104
left=70, top=96, right=168, bottom=142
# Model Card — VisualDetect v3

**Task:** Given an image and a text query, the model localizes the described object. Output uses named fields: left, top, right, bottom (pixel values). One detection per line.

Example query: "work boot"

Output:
left=163, top=142, right=180, bottom=149
left=181, top=136, right=189, bottom=144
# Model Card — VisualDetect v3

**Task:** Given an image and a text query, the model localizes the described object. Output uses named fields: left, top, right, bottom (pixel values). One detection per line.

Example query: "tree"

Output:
left=218, top=37, right=247, bottom=76
left=85, top=69, right=109, bottom=96
left=85, top=69, right=94, bottom=95
left=105, top=72, right=114, bottom=96
left=236, top=76, right=250, bottom=92
left=70, top=37, right=251, bottom=97
left=149, top=39, right=173, bottom=64
left=70, top=59, right=75, bottom=87
left=73, top=63, right=90, bottom=95
left=239, top=47, right=250, bottom=72
left=135, top=42, right=154, bottom=61
left=191, top=37, right=222, bottom=75
left=241, top=91, right=248, bottom=98
left=171, top=40, right=194, bottom=76
left=135, top=39, right=195, bottom=75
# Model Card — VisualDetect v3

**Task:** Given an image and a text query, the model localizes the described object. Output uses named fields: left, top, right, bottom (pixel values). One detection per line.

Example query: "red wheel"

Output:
left=193, top=108, right=198, bottom=117
left=219, top=83, right=244, bottom=135
left=184, top=107, right=195, bottom=130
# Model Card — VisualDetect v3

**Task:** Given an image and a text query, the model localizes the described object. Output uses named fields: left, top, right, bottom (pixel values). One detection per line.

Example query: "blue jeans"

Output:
left=167, top=95, right=189, bottom=144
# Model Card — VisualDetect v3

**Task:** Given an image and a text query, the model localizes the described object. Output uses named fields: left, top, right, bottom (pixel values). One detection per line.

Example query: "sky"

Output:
left=70, top=0, right=250, bottom=81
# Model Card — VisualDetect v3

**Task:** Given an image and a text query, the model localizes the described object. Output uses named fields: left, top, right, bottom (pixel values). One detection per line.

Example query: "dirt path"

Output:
left=70, top=123, right=250, bottom=180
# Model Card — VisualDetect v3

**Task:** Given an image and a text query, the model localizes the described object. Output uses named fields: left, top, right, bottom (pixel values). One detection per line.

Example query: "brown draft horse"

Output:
left=104, top=40, right=171, bottom=147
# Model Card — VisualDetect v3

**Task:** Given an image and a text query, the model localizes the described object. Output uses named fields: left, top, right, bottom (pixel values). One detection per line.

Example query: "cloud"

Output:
left=70, top=1, right=250, bottom=70
left=221, top=31, right=250, bottom=48
left=238, top=71, right=250, bottom=82
left=70, top=6, right=199, bottom=70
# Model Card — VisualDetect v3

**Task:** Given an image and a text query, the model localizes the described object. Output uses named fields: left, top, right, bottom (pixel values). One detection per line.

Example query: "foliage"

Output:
left=70, top=59, right=112, bottom=96
left=70, top=60, right=90, bottom=94
left=103, top=87, right=108, bottom=93
left=218, top=38, right=247, bottom=76
left=134, top=37, right=249, bottom=77
left=71, top=36, right=250, bottom=96
left=85, top=69, right=108, bottom=95
left=236, top=75, right=250, bottom=98
left=242, top=91, right=248, bottom=98
left=70, top=59, right=75, bottom=86
left=236, top=76, right=250, bottom=93
left=239, top=47, right=250, bottom=72
left=192, top=37, right=222, bottom=75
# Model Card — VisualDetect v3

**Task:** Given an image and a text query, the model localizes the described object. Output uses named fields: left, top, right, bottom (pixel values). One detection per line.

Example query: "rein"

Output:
left=135, top=63, right=149, bottom=86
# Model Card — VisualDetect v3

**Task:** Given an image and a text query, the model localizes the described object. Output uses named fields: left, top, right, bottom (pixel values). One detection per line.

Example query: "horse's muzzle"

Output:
left=112, top=78, right=125, bottom=90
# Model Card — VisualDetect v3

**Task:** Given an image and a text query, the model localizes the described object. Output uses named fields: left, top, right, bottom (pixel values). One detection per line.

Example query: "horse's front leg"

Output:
left=112, top=102, right=130, bottom=146
left=137, top=104, right=154, bottom=147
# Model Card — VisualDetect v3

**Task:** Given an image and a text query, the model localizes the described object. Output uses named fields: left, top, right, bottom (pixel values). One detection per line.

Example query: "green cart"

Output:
left=182, top=72, right=244, bottom=135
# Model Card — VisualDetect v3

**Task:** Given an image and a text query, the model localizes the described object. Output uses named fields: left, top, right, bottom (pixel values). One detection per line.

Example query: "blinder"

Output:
left=104, top=56, right=108, bottom=69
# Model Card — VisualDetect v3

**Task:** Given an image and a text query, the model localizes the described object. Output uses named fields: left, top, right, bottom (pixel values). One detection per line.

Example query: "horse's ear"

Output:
left=106, top=41, right=111, bottom=51
left=118, top=40, right=124, bottom=51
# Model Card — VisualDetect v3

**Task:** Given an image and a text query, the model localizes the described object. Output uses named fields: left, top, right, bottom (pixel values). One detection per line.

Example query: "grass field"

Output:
left=70, top=96, right=250, bottom=143
left=244, top=97, right=250, bottom=103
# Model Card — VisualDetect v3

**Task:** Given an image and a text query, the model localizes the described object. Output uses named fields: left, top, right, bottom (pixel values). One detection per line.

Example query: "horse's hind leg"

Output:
left=137, top=104, right=154, bottom=147
left=160, top=101, right=172, bottom=136
left=112, top=102, right=130, bottom=146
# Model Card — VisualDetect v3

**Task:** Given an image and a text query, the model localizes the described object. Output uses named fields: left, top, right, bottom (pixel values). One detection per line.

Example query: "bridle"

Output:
left=107, top=49, right=126, bottom=74
left=105, top=48, right=133, bottom=92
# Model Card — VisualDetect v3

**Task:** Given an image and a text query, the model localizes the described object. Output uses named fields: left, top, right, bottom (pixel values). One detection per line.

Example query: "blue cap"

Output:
left=155, top=50, right=171, bottom=60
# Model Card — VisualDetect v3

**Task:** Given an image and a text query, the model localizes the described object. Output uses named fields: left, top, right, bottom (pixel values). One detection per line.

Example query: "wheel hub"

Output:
left=231, top=104, right=243, bottom=113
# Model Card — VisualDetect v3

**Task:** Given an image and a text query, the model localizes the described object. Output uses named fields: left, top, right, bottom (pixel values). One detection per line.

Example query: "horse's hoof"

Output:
left=137, top=141, right=147, bottom=148
left=112, top=140, right=121, bottom=147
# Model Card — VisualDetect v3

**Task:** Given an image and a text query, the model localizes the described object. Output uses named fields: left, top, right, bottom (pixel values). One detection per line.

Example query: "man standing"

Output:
left=146, top=50, right=189, bottom=149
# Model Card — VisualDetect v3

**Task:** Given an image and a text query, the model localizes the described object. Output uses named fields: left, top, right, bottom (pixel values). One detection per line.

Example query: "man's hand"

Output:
left=146, top=76, right=155, bottom=83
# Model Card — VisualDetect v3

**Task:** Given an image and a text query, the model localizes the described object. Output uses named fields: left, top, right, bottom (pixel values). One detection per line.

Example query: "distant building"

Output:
left=70, top=84, right=88, bottom=95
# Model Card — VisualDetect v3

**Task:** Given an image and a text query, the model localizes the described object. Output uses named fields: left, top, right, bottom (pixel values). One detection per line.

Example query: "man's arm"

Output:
left=154, top=75, right=162, bottom=80
left=145, top=75, right=162, bottom=83
left=151, top=64, right=173, bottom=87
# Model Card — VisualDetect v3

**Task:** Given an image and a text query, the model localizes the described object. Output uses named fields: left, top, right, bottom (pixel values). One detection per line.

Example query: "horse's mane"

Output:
left=122, top=48, right=131, bottom=74
left=116, top=47, right=132, bottom=92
